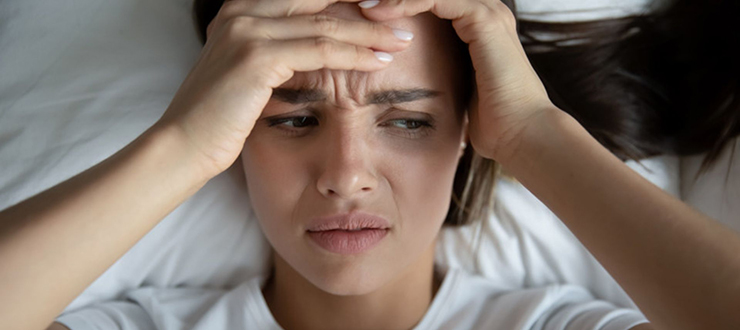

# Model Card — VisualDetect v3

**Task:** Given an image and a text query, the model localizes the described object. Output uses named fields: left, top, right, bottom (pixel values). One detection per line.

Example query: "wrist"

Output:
left=143, top=122, right=217, bottom=187
left=495, top=105, right=578, bottom=170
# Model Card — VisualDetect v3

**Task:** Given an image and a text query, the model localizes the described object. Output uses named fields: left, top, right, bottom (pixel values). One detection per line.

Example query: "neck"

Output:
left=263, top=243, right=441, bottom=330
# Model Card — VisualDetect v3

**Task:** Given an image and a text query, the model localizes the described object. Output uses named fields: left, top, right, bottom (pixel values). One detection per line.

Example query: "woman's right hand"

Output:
left=157, top=0, right=413, bottom=179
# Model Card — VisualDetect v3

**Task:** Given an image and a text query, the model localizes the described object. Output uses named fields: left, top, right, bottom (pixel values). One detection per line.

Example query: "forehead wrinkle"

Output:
left=345, top=70, right=373, bottom=107
left=299, top=70, right=374, bottom=111
left=281, top=71, right=376, bottom=105
left=271, top=88, right=327, bottom=104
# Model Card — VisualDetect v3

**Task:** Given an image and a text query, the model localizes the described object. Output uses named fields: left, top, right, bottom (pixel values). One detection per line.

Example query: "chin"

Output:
left=310, top=273, right=384, bottom=296
left=301, top=260, right=390, bottom=296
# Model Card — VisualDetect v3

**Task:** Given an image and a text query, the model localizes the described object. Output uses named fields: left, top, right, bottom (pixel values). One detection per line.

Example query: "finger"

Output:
left=219, top=0, right=363, bottom=19
left=260, top=37, right=394, bottom=87
left=358, top=0, right=509, bottom=24
left=245, top=0, right=368, bottom=18
left=209, top=0, right=364, bottom=40
left=358, top=0, right=459, bottom=21
left=248, top=15, right=413, bottom=52
left=359, top=0, right=520, bottom=52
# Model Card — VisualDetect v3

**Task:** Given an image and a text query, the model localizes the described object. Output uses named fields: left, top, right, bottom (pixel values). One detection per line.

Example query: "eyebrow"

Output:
left=270, top=88, right=443, bottom=105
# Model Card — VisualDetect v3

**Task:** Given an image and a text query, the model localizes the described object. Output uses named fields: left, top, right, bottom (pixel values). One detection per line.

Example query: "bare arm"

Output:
left=352, top=0, right=740, bottom=327
left=0, top=2, right=412, bottom=328
left=0, top=124, right=210, bottom=330
left=502, top=107, right=740, bottom=330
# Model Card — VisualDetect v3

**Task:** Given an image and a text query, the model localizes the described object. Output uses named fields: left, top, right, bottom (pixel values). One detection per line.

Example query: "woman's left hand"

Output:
left=358, top=0, right=554, bottom=164
left=363, top=4, right=740, bottom=330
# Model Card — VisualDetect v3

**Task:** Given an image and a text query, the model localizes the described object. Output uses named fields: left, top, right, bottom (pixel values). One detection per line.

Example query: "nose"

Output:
left=316, top=127, right=378, bottom=199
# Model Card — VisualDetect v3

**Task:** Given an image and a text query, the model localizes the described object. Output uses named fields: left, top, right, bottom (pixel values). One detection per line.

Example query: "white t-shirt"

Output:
left=56, top=266, right=648, bottom=330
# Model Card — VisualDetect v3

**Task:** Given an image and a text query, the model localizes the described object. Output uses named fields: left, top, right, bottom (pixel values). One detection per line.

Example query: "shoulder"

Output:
left=425, top=268, right=647, bottom=330
left=123, top=276, right=277, bottom=330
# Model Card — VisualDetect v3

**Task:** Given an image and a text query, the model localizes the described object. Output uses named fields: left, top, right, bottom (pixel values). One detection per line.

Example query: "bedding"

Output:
left=0, top=0, right=271, bottom=312
left=516, top=0, right=675, bottom=21
left=1, top=0, right=729, bottom=322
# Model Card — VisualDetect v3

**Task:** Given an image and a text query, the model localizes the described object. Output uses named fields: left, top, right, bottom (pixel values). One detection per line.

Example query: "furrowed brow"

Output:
left=269, top=88, right=443, bottom=105
left=271, top=88, right=327, bottom=104
left=367, top=89, right=442, bottom=105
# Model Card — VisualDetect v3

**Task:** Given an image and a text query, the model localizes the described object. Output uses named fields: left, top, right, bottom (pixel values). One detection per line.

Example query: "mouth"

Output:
left=305, top=212, right=391, bottom=254
left=307, top=228, right=389, bottom=255
left=306, top=212, right=391, bottom=232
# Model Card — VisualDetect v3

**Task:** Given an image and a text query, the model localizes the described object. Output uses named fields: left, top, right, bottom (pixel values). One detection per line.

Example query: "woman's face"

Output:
left=241, top=4, right=467, bottom=295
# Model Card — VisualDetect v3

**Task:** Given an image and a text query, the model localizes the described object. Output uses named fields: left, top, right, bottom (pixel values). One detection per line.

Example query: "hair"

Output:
left=192, top=0, right=496, bottom=227
left=193, top=0, right=740, bottom=226
left=510, top=0, right=740, bottom=173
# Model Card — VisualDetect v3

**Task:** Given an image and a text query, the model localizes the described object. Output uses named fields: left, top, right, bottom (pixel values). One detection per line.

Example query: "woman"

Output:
left=0, top=0, right=738, bottom=329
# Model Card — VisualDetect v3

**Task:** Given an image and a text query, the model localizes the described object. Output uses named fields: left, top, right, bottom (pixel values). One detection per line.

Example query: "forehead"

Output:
left=279, top=4, right=459, bottom=95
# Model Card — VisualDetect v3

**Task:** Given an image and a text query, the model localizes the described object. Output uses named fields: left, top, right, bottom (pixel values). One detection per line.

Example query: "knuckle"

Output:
left=220, top=0, right=239, bottom=11
left=369, top=21, right=390, bottom=39
left=220, top=0, right=246, bottom=17
left=224, top=16, right=257, bottom=38
left=312, top=15, right=341, bottom=35
left=490, top=1, right=516, bottom=26
left=469, top=1, right=517, bottom=34
left=314, top=37, right=337, bottom=58
left=234, top=16, right=258, bottom=29
left=353, top=45, right=369, bottom=63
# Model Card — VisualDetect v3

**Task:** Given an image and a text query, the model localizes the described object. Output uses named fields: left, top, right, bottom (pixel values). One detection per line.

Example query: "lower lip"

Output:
left=307, top=229, right=389, bottom=255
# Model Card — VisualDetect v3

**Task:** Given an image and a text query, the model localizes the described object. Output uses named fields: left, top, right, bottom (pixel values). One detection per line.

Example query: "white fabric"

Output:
left=56, top=267, right=649, bottom=330
left=516, top=0, right=675, bottom=22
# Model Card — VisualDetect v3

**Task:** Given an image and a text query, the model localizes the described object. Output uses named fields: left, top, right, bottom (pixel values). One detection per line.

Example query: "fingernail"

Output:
left=358, top=1, right=380, bottom=9
left=392, top=29, right=414, bottom=41
left=374, top=51, right=394, bottom=62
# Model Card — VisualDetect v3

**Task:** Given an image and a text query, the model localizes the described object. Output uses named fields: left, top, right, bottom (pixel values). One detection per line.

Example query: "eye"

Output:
left=267, top=116, right=319, bottom=128
left=385, top=119, right=432, bottom=130
left=264, top=115, right=435, bottom=139
left=381, top=118, right=435, bottom=139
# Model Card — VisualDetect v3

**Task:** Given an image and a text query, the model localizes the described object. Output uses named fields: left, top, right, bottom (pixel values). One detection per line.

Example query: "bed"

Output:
left=0, top=0, right=737, bottom=327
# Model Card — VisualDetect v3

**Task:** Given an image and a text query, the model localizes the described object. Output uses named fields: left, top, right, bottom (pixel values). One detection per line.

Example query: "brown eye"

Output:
left=386, top=119, right=431, bottom=130
left=268, top=116, right=319, bottom=128
left=380, top=118, right=436, bottom=139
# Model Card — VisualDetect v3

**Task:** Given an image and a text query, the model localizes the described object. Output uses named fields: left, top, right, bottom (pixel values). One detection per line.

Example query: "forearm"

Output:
left=0, top=124, right=211, bottom=330
left=500, top=107, right=740, bottom=330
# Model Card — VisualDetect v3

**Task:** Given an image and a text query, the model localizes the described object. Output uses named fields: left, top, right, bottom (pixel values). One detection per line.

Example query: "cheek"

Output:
left=382, top=129, right=462, bottom=235
left=240, top=140, right=308, bottom=239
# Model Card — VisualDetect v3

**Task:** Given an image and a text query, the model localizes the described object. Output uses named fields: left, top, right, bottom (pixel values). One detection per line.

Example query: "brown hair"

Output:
left=513, top=0, right=740, bottom=173
left=191, top=0, right=497, bottom=227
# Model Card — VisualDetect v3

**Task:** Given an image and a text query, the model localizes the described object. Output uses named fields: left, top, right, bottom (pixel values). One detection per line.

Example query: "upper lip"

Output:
left=306, top=212, right=391, bottom=232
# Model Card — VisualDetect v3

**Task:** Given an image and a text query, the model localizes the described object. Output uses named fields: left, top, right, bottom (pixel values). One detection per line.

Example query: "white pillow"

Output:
left=0, top=0, right=271, bottom=313
left=516, top=0, right=675, bottom=22
left=0, top=0, right=680, bottom=317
